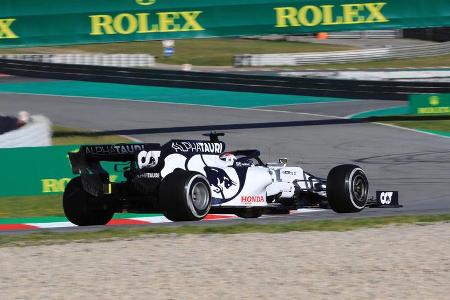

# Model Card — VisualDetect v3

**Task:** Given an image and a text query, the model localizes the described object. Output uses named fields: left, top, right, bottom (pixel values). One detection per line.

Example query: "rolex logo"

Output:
left=429, top=96, right=440, bottom=106
left=136, top=0, right=156, bottom=6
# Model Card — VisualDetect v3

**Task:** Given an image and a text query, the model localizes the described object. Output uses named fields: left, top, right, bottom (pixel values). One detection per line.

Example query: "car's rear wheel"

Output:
left=159, top=170, right=212, bottom=221
left=326, top=164, right=369, bottom=213
left=63, top=177, right=115, bottom=226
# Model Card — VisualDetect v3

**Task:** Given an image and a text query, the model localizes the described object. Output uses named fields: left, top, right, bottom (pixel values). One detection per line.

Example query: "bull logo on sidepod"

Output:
left=204, top=167, right=237, bottom=200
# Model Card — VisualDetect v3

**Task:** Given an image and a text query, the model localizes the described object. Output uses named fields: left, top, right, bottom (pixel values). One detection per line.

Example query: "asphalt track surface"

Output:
left=1, top=76, right=449, bottom=233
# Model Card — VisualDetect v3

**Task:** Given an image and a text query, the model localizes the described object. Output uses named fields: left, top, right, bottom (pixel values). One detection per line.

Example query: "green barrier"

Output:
left=409, top=94, right=450, bottom=115
left=0, top=145, right=124, bottom=197
left=0, top=0, right=450, bottom=48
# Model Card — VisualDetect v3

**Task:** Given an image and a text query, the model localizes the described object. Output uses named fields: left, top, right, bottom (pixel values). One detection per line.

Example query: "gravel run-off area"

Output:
left=1, top=223, right=449, bottom=300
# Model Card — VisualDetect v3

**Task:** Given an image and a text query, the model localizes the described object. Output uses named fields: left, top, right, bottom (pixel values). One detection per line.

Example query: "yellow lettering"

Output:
left=418, top=107, right=450, bottom=114
left=342, top=4, right=365, bottom=24
left=42, top=179, right=59, bottom=193
left=0, top=19, right=18, bottom=39
left=180, top=11, right=204, bottom=31
left=366, top=2, right=389, bottom=23
left=91, top=10, right=204, bottom=35
left=58, top=178, right=71, bottom=192
left=275, top=2, right=389, bottom=28
left=298, top=5, right=322, bottom=27
left=274, top=7, right=300, bottom=27
left=114, top=13, right=138, bottom=34
left=136, top=13, right=158, bottom=33
left=321, top=5, right=343, bottom=25
left=90, top=15, right=115, bottom=35
left=157, top=12, right=181, bottom=32
left=42, top=178, right=72, bottom=193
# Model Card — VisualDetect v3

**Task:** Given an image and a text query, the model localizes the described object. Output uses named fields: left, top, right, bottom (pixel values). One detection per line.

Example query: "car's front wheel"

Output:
left=326, top=164, right=369, bottom=213
left=235, top=207, right=263, bottom=218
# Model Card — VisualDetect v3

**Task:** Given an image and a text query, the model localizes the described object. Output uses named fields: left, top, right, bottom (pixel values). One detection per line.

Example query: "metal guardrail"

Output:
left=0, top=54, right=155, bottom=68
left=234, top=42, right=450, bottom=67
left=0, top=59, right=449, bottom=101
left=326, top=30, right=401, bottom=39
left=0, top=115, right=52, bottom=148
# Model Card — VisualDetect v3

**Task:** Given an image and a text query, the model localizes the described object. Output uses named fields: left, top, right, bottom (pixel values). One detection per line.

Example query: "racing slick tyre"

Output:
left=326, top=164, right=369, bottom=213
left=159, top=170, right=212, bottom=221
left=63, top=177, right=115, bottom=226
left=235, top=208, right=263, bottom=218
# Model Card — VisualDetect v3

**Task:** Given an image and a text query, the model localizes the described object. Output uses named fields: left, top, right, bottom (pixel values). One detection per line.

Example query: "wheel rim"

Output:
left=351, top=173, right=368, bottom=204
left=190, top=181, right=209, bottom=211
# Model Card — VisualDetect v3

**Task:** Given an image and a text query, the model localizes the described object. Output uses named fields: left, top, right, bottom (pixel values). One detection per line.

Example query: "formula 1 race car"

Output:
left=64, top=133, right=399, bottom=226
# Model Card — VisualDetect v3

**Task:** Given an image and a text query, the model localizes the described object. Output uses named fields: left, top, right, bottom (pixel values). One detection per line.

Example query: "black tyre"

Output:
left=326, top=164, right=369, bottom=213
left=235, top=207, right=263, bottom=218
left=63, top=177, right=114, bottom=226
left=159, top=170, right=212, bottom=221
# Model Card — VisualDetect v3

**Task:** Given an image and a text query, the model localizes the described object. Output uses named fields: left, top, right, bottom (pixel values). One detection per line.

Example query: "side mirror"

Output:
left=278, top=158, right=288, bottom=166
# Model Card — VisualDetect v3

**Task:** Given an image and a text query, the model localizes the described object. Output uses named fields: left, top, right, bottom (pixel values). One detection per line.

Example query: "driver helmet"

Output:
left=220, top=152, right=237, bottom=166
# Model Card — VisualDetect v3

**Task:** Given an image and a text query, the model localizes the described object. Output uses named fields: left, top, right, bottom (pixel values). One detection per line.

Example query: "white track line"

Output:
left=0, top=91, right=345, bottom=120
left=248, top=99, right=361, bottom=109
left=374, top=122, right=450, bottom=140
left=344, top=105, right=405, bottom=119
left=247, top=107, right=344, bottom=119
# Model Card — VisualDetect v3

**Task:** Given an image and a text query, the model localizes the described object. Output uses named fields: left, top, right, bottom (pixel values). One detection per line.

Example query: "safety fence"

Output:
left=234, top=41, right=450, bottom=67
left=0, top=115, right=52, bottom=148
left=1, top=59, right=450, bottom=101
left=0, top=54, right=155, bottom=68
left=404, top=27, right=450, bottom=42
left=325, top=30, right=401, bottom=39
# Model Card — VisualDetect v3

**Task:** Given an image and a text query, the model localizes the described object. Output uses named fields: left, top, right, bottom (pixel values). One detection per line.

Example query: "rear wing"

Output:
left=68, top=144, right=160, bottom=175
left=68, top=144, right=161, bottom=197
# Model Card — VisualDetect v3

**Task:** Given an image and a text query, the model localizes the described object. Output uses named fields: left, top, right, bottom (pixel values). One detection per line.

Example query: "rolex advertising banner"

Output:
left=409, top=94, right=450, bottom=115
left=0, top=146, right=123, bottom=197
left=1, top=0, right=450, bottom=48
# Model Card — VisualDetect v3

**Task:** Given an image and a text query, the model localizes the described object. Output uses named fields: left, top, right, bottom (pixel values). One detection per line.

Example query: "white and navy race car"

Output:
left=64, top=133, right=400, bottom=226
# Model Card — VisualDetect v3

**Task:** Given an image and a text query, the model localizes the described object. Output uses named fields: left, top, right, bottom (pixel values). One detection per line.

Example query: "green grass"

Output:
left=0, top=195, right=63, bottom=218
left=384, top=120, right=450, bottom=132
left=52, top=125, right=132, bottom=145
left=1, top=214, right=449, bottom=247
left=0, top=38, right=354, bottom=66
left=1, top=38, right=447, bottom=68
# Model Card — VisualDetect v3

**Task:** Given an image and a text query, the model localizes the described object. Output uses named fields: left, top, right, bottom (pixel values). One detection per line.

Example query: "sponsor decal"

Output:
left=274, top=2, right=389, bottom=28
left=241, top=195, right=265, bottom=204
left=0, top=18, right=18, bottom=39
left=172, top=141, right=223, bottom=154
left=137, top=150, right=161, bottom=169
left=282, top=170, right=297, bottom=175
left=376, top=191, right=399, bottom=206
left=136, top=172, right=160, bottom=179
left=85, top=144, right=145, bottom=155
left=41, top=176, right=119, bottom=193
left=235, top=161, right=252, bottom=167
left=90, top=10, right=204, bottom=36
left=379, top=192, right=393, bottom=205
